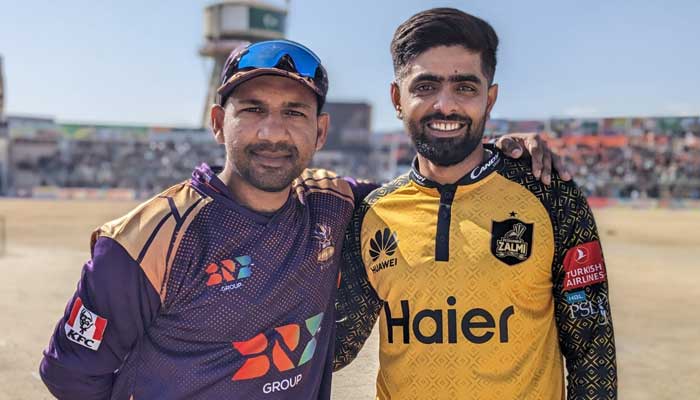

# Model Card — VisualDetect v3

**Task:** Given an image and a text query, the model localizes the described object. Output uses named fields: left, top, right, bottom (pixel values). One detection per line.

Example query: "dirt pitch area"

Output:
left=0, top=199, right=698, bottom=399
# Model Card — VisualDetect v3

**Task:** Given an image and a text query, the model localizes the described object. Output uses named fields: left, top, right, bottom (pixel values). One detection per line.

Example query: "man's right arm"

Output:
left=40, top=236, right=160, bottom=399
left=333, top=184, right=383, bottom=371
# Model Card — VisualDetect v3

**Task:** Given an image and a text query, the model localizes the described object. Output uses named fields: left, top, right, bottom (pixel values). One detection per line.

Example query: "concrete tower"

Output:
left=199, top=0, right=287, bottom=127
left=0, top=55, right=5, bottom=122
left=0, top=55, right=7, bottom=195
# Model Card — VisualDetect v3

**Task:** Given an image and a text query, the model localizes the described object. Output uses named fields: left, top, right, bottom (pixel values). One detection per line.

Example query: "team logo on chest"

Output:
left=313, top=224, right=335, bottom=263
left=491, top=211, right=534, bottom=266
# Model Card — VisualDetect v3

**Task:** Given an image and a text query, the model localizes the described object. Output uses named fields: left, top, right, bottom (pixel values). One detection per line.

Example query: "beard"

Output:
left=229, top=141, right=307, bottom=192
left=407, top=112, right=487, bottom=167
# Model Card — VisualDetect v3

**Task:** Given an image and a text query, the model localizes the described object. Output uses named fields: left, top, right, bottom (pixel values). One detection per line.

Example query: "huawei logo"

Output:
left=369, top=228, right=398, bottom=262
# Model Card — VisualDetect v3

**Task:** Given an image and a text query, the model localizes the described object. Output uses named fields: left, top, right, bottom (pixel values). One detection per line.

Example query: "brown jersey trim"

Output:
left=91, top=182, right=211, bottom=303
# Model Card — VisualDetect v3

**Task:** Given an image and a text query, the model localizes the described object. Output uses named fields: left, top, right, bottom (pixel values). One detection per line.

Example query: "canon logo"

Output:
left=470, top=153, right=500, bottom=180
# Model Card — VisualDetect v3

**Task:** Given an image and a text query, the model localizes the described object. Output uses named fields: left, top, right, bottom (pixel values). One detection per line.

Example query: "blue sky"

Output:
left=1, top=0, right=699, bottom=131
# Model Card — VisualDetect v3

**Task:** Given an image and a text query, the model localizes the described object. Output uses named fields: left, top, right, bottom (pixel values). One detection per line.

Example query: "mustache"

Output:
left=420, top=113, right=472, bottom=126
left=245, top=141, right=299, bottom=157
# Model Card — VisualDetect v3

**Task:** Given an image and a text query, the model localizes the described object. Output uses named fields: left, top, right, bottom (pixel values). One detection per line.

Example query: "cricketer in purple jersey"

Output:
left=40, top=164, right=377, bottom=399
left=39, top=38, right=566, bottom=400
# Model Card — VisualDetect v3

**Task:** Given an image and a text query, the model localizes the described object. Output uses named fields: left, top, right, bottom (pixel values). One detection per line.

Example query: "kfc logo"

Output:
left=64, top=297, right=107, bottom=351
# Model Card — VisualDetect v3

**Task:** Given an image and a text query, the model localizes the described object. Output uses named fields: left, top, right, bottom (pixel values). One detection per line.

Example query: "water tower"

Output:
left=200, top=0, right=288, bottom=127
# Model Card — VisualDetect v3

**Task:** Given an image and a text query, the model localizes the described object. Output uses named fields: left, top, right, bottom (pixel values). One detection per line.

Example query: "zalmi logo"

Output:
left=497, top=223, right=529, bottom=259
left=369, top=228, right=398, bottom=273
left=491, top=215, right=533, bottom=266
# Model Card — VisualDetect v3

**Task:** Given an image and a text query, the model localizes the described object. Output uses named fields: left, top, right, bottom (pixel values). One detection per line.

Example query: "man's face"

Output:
left=392, top=45, right=498, bottom=166
left=212, top=75, right=328, bottom=192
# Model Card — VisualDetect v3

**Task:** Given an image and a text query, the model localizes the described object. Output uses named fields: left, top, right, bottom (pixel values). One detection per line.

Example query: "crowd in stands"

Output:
left=32, top=139, right=225, bottom=195
left=10, top=130, right=700, bottom=199
left=549, top=131, right=700, bottom=199
left=19, top=137, right=370, bottom=196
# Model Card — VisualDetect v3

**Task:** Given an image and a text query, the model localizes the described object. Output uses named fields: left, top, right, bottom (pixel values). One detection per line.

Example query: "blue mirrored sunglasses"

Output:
left=227, top=39, right=322, bottom=80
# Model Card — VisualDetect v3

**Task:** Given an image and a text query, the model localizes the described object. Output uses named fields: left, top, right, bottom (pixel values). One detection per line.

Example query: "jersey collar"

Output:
left=409, top=144, right=503, bottom=189
left=191, top=163, right=294, bottom=225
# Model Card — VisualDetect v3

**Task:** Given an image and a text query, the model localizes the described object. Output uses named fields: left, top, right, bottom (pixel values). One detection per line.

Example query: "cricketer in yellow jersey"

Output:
left=334, top=8, right=617, bottom=400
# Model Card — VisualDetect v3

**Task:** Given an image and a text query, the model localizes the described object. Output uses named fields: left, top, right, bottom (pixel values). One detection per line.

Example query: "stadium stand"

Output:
left=4, top=114, right=700, bottom=200
left=548, top=132, right=700, bottom=199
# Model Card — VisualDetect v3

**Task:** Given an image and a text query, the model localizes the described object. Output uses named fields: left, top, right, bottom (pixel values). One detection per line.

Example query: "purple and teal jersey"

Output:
left=40, top=164, right=376, bottom=400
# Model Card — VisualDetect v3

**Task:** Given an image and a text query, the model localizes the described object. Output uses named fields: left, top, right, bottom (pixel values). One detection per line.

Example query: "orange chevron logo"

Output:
left=231, top=312, right=324, bottom=381
left=205, top=256, right=253, bottom=287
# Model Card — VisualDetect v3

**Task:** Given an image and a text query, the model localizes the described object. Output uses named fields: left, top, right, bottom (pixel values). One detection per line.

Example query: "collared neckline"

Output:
left=409, top=144, right=503, bottom=190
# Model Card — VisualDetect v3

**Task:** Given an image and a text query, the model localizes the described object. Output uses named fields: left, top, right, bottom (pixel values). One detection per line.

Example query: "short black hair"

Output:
left=391, top=8, right=499, bottom=84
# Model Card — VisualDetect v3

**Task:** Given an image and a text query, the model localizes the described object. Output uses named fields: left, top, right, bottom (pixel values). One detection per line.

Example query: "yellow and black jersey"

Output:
left=334, top=145, right=617, bottom=400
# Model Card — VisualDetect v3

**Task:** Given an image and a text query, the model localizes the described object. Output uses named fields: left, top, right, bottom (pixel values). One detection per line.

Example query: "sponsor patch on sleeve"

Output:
left=563, top=240, right=607, bottom=290
left=565, top=290, right=587, bottom=304
left=64, top=297, right=108, bottom=351
left=567, top=294, right=610, bottom=326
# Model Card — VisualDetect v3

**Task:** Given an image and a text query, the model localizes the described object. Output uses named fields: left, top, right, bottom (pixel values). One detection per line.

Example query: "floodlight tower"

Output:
left=200, top=0, right=288, bottom=127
